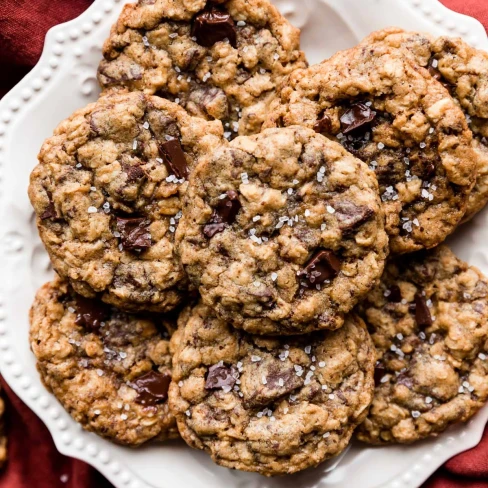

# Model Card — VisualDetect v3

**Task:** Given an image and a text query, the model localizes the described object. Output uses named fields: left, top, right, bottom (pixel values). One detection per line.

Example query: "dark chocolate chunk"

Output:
left=158, top=138, right=189, bottom=179
left=123, top=164, right=145, bottom=182
left=203, top=222, right=227, bottom=239
left=314, top=113, right=332, bottom=134
left=205, top=363, right=236, bottom=390
left=74, top=295, right=108, bottom=332
left=129, top=371, right=171, bottom=405
left=192, top=7, right=237, bottom=48
left=116, top=217, right=152, bottom=251
left=334, top=201, right=374, bottom=232
left=373, top=363, right=386, bottom=385
left=40, top=191, right=58, bottom=220
left=189, top=86, right=229, bottom=119
left=40, top=201, right=57, bottom=220
left=340, top=102, right=377, bottom=134
left=245, top=366, right=303, bottom=408
left=203, top=191, right=241, bottom=238
left=414, top=292, right=433, bottom=328
left=265, top=368, right=302, bottom=395
left=387, top=285, right=402, bottom=303
left=215, top=190, right=241, bottom=223
left=299, top=250, right=342, bottom=286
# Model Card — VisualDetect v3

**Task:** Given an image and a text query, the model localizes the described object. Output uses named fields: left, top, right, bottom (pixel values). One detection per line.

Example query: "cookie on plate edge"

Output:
left=30, top=276, right=179, bottom=446
left=356, top=245, right=488, bottom=444
left=264, top=39, right=478, bottom=254
left=361, top=28, right=488, bottom=222
left=29, top=91, right=223, bottom=313
left=169, top=301, right=375, bottom=476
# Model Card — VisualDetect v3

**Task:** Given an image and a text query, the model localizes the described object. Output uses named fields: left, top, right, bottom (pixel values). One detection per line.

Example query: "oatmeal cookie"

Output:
left=362, top=28, right=488, bottom=222
left=265, top=40, right=477, bottom=254
left=98, top=0, right=307, bottom=137
left=356, top=245, right=488, bottom=444
left=176, top=126, right=388, bottom=335
left=169, top=302, right=375, bottom=476
left=29, top=91, right=223, bottom=312
left=29, top=277, right=178, bottom=446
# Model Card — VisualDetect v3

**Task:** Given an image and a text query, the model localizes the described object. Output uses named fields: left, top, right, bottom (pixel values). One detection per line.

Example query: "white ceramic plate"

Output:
left=0, top=1, right=487, bottom=487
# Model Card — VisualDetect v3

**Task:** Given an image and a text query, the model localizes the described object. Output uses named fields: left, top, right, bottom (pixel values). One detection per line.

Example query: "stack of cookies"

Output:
left=27, top=0, right=488, bottom=477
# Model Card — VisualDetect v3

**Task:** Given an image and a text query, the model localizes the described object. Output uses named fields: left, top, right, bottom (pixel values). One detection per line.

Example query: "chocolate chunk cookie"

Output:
left=356, top=246, right=488, bottom=444
left=29, top=277, right=178, bottom=446
left=169, top=302, right=375, bottom=476
left=29, top=91, right=223, bottom=312
left=176, top=126, right=388, bottom=335
left=98, top=0, right=307, bottom=137
left=362, top=28, right=488, bottom=222
left=264, top=41, right=477, bottom=254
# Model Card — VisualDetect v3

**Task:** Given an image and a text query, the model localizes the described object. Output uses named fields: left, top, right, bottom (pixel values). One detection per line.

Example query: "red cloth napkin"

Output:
left=0, top=0, right=487, bottom=487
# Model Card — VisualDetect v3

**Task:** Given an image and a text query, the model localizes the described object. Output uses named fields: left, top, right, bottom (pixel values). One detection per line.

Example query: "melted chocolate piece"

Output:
left=340, top=102, right=377, bottom=134
left=74, top=295, right=108, bottom=332
left=130, top=371, right=171, bottom=405
left=387, top=285, right=402, bottom=303
left=299, top=250, right=342, bottom=286
left=203, top=191, right=241, bottom=238
left=215, top=190, right=241, bottom=222
left=159, top=139, right=189, bottom=179
left=40, top=201, right=57, bottom=220
left=205, top=363, right=236, bottom=390
left=334, top=201, right=374, bottom=232
left=192, top=7, right=237, bottom=49
left=314, top=113, right=332, bottom=134
left=414, top=293, right=433, bottom=328
left=123, top=164, right=145, bottom=182
left=203, top=222, right=226, bottom=238
left=116, top=217, right=152, bottom=251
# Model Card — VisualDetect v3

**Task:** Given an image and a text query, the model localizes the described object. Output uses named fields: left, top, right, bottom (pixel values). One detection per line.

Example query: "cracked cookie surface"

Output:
left=176, top=126, right=388, bottom=335
left=356, top=245, right=488, bottom=444
left=98, top=0, right=307, bottom=137
left=169, top=302, right=375, bottom=476
left=29, top=277, right=178, bottom=446
left=29, top=91, right=223, bottom=312
left=362, top=28, right=488, bottom=222
left=264, top=40, right=477, bottom=254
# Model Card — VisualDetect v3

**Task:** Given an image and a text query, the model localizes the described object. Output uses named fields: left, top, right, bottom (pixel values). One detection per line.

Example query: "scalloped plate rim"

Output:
left=0, top=1, right=487, bottom=488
